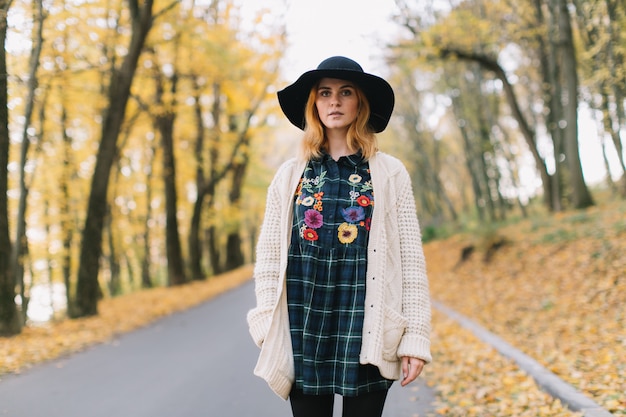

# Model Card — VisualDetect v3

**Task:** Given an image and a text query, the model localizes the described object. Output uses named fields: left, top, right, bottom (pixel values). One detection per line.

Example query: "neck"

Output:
left=325, top=129, right=351, bottom=160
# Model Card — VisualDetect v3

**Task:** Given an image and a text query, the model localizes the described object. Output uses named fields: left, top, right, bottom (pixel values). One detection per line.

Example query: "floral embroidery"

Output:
left=301, top=169, right=327, bottom=192
left=341, top=206, right=365, bottom=223
left=313, top=192, right=324, bottom=211
left=295, top=158, right=374, bottom=246
left=338, top=222, right=358, bottom=244
left=356, top=195, right=371, bottom=207
left=348, top=174, right=362, bottom=184
left=303, top=228, right=319, bottom=241
left=304, top=209, right=323, bottom=229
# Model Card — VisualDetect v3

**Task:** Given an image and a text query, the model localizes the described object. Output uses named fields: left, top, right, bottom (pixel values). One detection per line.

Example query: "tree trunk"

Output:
left=440, top=48, right=554, bottom=211
left=105, top=203, right=122, bottom=296
left=141, top=141, right=156, bottom=289
left=556, top=0, right=594, bottom=208
left=74, top=0, right=155, bottom=317
left=11, top=0, right=44, bottom=324
left=224, top=155, right=248, bottom=271
left=188, top=79, right=209, bottom=280
left=454, top=102, right=485, bottom=222
left=155, top=82, right=186, bottom=286
left=59, top=98, right=75, bottom=314
left=0, top=0, right=21, bottom=336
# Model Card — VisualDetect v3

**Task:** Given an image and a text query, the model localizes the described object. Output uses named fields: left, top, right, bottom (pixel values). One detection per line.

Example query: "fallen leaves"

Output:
left=0, top=265, right=253, bottom=376
left=425, top=200, right=626, bottom=415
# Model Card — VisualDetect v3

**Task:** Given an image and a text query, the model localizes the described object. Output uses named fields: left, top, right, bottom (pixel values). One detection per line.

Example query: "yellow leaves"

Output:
left=425, top=200, right=626, bottom=415
left=428, top=309, right=579, bottom=417
left=0, top=265, right=253, bottom=375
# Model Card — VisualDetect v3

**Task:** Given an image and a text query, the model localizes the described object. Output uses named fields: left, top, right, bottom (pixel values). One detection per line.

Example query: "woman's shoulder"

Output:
left=270, top=157, right=306, bottom=184
left=371, top=151, right=409, bottom=175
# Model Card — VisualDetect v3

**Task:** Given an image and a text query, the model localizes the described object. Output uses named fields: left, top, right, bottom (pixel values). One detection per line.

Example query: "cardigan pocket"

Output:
left=381, top=304, right=408, bottom=361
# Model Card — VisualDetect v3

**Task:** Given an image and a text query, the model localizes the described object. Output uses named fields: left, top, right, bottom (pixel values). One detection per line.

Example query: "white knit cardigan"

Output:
left=247, top=152, right=432, bottom=400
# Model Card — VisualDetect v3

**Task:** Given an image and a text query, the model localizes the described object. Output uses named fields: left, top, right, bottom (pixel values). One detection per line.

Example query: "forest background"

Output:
left=0, top=0, right=624, bottom=409
left=0, top=0, right=625, bottom=415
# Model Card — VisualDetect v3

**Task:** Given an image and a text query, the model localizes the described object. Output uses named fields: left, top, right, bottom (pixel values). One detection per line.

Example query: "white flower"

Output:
left=348, top=174, right=362, bottom=184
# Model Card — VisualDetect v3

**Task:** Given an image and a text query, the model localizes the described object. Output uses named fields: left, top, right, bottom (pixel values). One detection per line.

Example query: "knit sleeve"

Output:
left=246, top=162, right=292, bottom=348
left=395, top=167, right=432, bottom=363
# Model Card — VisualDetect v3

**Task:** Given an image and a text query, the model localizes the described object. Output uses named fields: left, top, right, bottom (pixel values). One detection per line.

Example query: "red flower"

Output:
left=303, top=228, right=319, bottom=241
left=356, top=195, right=371, bottom=207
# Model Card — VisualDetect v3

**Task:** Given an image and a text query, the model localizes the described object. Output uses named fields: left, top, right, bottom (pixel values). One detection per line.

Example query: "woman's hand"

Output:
left=400, top=356, right=426, bottom=387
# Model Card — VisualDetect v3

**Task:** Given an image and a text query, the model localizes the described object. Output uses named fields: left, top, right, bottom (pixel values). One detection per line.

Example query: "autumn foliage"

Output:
left=425, top=199, right=625, bottom=415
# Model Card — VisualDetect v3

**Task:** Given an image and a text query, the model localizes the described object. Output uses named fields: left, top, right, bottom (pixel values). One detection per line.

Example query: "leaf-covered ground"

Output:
left=423, top=199, right=626, bottom=416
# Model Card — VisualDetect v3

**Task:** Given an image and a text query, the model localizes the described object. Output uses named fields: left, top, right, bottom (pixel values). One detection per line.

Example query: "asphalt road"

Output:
left=0, top=281, right=435, bottom=417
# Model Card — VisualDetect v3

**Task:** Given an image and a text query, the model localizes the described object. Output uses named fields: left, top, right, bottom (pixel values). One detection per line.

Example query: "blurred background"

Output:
left=0, top=0, right=623, bottom=349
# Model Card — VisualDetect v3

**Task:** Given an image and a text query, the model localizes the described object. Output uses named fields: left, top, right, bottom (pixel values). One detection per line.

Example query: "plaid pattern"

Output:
left=286, top=152, right=393, bottom=396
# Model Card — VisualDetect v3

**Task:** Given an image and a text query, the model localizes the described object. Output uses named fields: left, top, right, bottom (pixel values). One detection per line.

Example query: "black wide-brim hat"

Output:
left=277, top=56, right=395, bottom=133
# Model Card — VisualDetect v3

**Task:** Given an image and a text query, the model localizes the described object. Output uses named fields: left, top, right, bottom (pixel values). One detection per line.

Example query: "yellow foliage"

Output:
left=425, top=200, right=626, bottom=415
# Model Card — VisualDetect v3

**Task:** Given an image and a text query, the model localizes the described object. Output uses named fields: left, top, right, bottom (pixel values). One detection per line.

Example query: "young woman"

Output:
left=247, top=56, right=432, bottom=417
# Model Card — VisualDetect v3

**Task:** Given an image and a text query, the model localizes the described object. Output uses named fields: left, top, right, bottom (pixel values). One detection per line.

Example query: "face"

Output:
left=315, top=78, right=360, bottom=132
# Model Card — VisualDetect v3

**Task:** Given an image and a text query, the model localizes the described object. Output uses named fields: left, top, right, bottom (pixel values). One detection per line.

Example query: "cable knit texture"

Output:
left=247, top=152, right=432, bottom=400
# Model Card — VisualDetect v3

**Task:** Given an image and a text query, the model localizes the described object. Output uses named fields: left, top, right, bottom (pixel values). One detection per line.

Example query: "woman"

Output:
left=247, top=56, right=432, bottom=417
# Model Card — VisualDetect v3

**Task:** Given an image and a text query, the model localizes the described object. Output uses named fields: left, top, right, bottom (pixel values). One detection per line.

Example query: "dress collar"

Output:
left=312, top=149, right=365, bottom=167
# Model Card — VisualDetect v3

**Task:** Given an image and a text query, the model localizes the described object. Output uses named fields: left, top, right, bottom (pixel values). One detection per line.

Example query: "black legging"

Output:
left=289, top=388, right=389, bottom=417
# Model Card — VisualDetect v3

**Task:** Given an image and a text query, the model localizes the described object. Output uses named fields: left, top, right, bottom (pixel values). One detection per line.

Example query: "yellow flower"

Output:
left=337, top=222, right=358, bottom=244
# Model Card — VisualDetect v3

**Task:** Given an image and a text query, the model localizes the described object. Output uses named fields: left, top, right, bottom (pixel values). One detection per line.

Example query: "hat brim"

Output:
left=277, top=69, right=394, bottom=133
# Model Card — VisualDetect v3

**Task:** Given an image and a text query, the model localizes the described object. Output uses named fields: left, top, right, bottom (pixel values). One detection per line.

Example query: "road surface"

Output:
left=0, top=281, right=435, bottom=417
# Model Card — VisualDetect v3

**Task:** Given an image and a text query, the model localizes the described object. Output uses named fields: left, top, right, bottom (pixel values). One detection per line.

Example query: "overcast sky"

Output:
left=240, top=0, right=401, bottom=81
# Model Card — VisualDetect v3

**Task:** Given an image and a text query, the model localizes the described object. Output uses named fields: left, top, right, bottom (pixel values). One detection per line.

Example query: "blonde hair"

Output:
left=299, top=81, right=378, bottom=160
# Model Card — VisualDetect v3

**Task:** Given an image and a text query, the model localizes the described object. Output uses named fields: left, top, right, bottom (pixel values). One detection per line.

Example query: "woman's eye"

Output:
left=319, top=90, right=331, bottom=97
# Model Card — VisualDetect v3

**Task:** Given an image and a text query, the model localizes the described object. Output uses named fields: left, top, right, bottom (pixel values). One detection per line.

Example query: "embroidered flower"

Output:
left=295, top=180, right=304, bottom=196
left=348, top=174, right=362, bottom=184
left=341, top=206, right=365, bottom=223
left=303, top=228, right=319, bottom=241
left=360, top=218, right=371, bottom=231
left=338, top=223, right=358, bottom=244
left=304, top=209, right=323, bottom=229
left=314, top=201, right=323, bottom=211
left=356, top=195, right=371, bottom=207
left=301, top=196, right=315, bottom=206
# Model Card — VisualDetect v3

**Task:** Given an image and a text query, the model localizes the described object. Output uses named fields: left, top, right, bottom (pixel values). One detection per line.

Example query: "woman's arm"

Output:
left=395, top=167, right=432, bottom=363
left=246, top=177, right=284, bottom=347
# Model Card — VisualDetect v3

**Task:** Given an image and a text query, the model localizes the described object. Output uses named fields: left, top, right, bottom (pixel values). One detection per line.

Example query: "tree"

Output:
left=553, top=0, right=594, bottom=208
left=74, top=0, right=162, bottom=317
left=151, top=45, right=186, bottom=286
left=0, top=0, right=21, bottom=336
left=11, top=0, right=45, bottom=323
left=392, top=0, right=595, bottom=215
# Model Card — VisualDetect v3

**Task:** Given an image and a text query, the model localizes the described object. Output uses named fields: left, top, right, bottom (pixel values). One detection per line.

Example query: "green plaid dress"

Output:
left=286, top=152, right=394, bottom=396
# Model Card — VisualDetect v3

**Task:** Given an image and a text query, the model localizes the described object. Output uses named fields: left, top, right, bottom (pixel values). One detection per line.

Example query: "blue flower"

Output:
left=341, top=206, right=365, bottom=223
